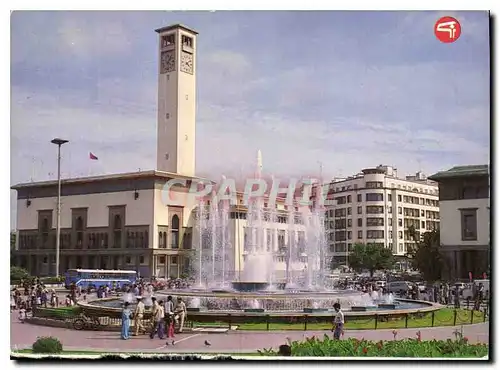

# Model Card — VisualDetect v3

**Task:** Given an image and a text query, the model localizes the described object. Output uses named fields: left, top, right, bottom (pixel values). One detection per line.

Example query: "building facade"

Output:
left=321, top=165, right=440, bottom=265
left=428, top=165, right=490, bottom=281
left=12, top=171, right=201, bottom=278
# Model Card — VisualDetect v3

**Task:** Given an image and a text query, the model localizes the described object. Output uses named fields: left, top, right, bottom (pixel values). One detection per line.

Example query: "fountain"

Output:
left=192, top=150, right=331, bottom=292
left=77, top=150, right=440, bottom=327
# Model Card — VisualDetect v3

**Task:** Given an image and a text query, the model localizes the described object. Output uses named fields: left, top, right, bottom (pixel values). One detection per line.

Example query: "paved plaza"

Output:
left=10, top=311, right=489, bottom=354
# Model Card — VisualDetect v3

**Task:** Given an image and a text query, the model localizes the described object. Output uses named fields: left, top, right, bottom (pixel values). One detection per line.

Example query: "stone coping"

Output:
left=78, top=297, right=442, bottom=318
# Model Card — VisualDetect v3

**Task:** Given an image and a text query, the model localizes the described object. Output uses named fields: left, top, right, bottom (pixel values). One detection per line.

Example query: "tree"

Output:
left=348, top=243, right=395, bottom=277
left=10, top=231, right=16, bottom=250
left=10, top=231, right=17, bottom=266
left=406, top=230, right=443, bottom=282
left=11, top=266, right=30, bottom=283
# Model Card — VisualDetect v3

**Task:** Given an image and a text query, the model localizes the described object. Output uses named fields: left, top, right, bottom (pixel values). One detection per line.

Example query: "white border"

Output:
left=5, top=2, right=497, bottom=370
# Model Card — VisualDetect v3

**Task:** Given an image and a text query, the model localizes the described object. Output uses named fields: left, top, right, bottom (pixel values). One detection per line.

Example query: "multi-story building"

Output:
left=12, top=170, right=200, bottom=278
left=428, top=165, right=490, bottom=280
left=321, top=165, right=440, bottom=265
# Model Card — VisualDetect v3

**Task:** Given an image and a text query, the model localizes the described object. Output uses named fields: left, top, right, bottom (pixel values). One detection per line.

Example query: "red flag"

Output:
left=89, top=152, right=98, bottom=160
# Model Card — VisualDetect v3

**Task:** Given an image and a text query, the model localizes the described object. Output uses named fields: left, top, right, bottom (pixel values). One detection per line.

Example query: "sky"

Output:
left=10, top=11, right=490, bottom=227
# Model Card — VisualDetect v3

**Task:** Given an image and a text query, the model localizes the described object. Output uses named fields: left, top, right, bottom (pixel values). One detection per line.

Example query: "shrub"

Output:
left=32, top=337, right=63, bottom=354
left=259, top=335, right=488, bottom=358
left=40, top=276, right=64, bottom=284
left=10, top=266, right=30, bottom=283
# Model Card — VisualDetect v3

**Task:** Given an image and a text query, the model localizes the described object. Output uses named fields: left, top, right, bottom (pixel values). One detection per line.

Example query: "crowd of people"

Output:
left=10, top=278, right=61, bottom=315
left=121, top=295, right=188, bottom=345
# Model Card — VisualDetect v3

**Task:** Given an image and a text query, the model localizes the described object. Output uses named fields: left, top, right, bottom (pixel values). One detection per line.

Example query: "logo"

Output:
left=434, top=16, right=461, bottom=43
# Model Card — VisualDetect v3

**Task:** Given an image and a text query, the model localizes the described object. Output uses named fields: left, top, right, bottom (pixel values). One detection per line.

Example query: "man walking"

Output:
left=150, top=300, right=165, bottom=339
left=331, top=302, right=344, bottom=340
left=134, top=296, right=146, bottom=336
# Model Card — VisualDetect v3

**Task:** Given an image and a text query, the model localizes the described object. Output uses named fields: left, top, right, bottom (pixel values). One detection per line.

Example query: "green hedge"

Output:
left=33, top=306, right=81, bottom=319
left=32, top=337, right=63, bottom=354
left=11, top=276, right=65, bottom=286
left=259, top=335, right=488, bottom=358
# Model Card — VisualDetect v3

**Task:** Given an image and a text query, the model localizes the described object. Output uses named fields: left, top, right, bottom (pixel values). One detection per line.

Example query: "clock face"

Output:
left=160, top=51, right=175, bottom=74
left=180, top=52, right=194, bottom=75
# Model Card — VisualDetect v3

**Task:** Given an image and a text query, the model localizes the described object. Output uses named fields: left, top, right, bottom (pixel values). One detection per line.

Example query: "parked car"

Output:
left=462, top=279, right=490, bottom=300
left=387, top=281, right=413, bottom=294
left=451, top=282, right=467, bottom=296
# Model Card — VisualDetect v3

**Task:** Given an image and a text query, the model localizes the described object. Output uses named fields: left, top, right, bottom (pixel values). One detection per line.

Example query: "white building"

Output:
left=321, top=165, right=440, bottom=265
left=428, top=165, right=490, bottom=280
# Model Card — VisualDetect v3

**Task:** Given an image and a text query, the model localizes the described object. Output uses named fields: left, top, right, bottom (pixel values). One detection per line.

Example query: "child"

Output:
left=166, top=312, right=175, bottom=339
left=18, top=308, right=26, bottom=323
left=331, top=302, right=344, bottom=340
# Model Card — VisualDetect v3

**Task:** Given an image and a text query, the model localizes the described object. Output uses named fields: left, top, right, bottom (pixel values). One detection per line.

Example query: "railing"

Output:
left=29, top=303, right=490, bottom=332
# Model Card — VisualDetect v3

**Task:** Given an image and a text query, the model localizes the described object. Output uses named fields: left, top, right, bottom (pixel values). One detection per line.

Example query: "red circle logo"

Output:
left=434, top=16, right=461, bottom=43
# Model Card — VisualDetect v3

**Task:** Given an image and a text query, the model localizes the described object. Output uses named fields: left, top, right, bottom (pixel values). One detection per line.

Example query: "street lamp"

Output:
left=51, top=138, right=69, bottom=278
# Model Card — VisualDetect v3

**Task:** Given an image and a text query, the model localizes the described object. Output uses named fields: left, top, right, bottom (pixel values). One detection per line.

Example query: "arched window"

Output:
left=42, top=218, right=49, bottom=246
left=114, top=215, right=121, bottom=230
left=129, top=232, right=134, bottom=248
left=113, top=215, right=122, bottom=248
left=76, top=216, right=83, bottom=248
left=42, top=218, right=49, bottom=232
left=159, top=231, right=164, bottom=248
left=171, top=215, right=179, bottom=249
left=76, top=217, right=83, bottom=231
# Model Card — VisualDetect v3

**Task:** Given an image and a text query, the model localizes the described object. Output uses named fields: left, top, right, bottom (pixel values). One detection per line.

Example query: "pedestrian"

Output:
left=134, top=296, right=146, bottom=336
left=150, top=300, right=165, bottom=340
left=174, top=297, right=187, bottom=333
left=121, top=302, right=132, bottom=340
left=331, top=302, right=344, bottom=340
left=165, top=296, right=175, bottom=338
left=149, top=297, right=159, bottom=336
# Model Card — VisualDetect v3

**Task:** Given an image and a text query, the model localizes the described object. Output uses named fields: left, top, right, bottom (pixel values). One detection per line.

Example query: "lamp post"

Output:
left=51, top=138, right=69, bottom=278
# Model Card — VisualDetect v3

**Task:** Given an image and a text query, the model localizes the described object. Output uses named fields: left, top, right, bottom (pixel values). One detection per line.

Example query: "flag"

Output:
left=89, top=152, right=98, bottom=160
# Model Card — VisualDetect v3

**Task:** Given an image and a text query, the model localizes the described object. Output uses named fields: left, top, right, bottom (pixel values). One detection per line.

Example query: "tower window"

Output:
left=162, top=34, right=175, bottom=48
left=182, top=35, right=193, bottom=47
left=166, top=113, right=170, bottom=119
left=185, top=94, right=189, bottom=100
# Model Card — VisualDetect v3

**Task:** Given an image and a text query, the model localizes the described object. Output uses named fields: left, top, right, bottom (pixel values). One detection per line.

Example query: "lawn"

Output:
left=33, top=306, right=487, bottom=331
left=190, top=308, right=487, bottom=331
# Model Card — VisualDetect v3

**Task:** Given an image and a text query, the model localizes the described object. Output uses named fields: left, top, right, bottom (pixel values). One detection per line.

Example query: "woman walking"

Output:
left=121, top=302, right=132, bottom=340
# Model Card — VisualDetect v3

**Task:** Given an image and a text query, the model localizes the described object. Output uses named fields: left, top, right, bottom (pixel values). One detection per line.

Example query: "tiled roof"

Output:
left=428, top=165, right=489, bottom=181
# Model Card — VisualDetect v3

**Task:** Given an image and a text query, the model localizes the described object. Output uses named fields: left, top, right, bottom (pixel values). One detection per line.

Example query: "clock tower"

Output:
left=155, top=24, right=197, bottom=176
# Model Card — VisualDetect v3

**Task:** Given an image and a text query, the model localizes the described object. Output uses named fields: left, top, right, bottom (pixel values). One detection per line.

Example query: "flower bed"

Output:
left=258, top=335, right=488, bottom=358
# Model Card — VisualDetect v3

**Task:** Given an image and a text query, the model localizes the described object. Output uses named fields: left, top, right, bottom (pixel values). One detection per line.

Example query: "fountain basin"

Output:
left=187, top=307, right=201, bottom=312
left=232, top=282, right=269, bottom=292
left=351, top=306, right=378, bottom=312
left=303, top=308, right=329, bottom=313
left=244, top=308, right=265, bottom=313
left=377, top=304, right=397, bottom=310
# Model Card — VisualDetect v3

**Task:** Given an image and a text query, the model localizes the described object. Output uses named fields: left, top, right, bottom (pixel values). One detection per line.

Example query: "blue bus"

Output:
left=64, top=269, right=137, bottom=290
